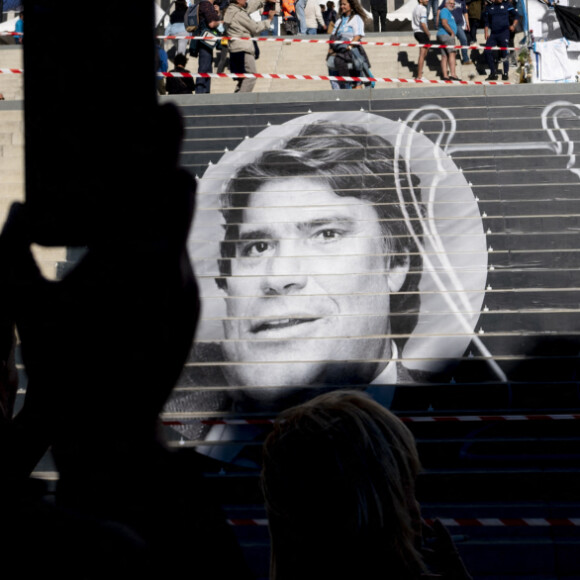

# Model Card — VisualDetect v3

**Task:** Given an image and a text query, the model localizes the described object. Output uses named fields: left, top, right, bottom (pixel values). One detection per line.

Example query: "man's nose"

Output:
left=260, top=240, right=308, bottom=295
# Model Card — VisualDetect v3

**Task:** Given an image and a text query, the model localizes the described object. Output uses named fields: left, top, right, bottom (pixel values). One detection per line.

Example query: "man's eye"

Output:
left=314, top=229, right=343, bottom=242
left=241, top=241, right=271, bottom=257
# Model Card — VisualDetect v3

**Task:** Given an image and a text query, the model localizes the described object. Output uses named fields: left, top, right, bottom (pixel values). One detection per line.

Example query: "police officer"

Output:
left=483, top=0, right=519, bottom=81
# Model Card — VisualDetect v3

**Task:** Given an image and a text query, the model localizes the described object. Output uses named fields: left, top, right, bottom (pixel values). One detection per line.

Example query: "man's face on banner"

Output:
left=220, top=177, right=410, bottom=400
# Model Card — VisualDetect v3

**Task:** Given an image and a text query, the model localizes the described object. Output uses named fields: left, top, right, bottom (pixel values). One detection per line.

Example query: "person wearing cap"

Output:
left=223, top=0, right=274, bottom=92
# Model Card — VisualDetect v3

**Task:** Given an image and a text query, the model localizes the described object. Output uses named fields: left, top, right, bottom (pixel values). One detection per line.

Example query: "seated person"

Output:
left=166, top=53, right=196, bottom=94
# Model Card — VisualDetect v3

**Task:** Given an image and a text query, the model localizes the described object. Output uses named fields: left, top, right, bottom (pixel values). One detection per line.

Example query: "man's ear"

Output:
left=387, top=254, right=410, bottom=294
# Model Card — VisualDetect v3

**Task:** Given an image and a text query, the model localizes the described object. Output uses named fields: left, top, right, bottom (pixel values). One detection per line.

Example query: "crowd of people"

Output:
left=158, top=0, right=374, bottom=93
left=413, top=0, right=520, bottom=82
left=158, top=0, right=337, bottom=95
left=156, top=0, right=522, bottom=95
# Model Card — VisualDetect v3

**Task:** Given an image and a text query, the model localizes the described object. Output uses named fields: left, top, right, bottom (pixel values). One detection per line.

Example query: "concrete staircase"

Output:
left=169, top=29, right=522, bottom=94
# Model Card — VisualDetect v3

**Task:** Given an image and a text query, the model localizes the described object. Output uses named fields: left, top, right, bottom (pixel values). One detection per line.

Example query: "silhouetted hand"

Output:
left=0, top=321, right=17, bottom=427
left=3, top=104, right=199, bottom=481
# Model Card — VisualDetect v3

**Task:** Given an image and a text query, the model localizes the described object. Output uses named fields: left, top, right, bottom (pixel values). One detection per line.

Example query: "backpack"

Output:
left=184, top=2, right=200, bottom=32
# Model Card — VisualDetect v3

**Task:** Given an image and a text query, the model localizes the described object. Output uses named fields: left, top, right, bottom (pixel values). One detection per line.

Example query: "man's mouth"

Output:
left=251, top=317, right=320, bottom=334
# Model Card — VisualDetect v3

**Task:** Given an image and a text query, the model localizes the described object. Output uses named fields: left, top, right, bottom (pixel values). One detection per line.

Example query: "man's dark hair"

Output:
left=216, top=120, right=425, bottom=348
left=174, top=53, right=188, bottom=67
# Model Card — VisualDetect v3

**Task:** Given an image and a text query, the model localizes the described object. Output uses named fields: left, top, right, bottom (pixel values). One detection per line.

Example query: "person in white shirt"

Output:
left=327, top=0, right=368, bottom=88
left=412, top=0, right=431, bottom=79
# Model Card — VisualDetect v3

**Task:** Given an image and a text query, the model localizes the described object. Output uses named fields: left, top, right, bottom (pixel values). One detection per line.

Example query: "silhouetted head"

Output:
left=262, top=390, right=426, bottom=580
left=174, top=53, right=188, bottom=67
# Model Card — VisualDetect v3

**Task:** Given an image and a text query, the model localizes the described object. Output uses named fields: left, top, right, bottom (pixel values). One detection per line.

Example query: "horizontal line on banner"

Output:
left=224, top=517, right=580, bottom=527
left=162, top=414, right=580, bottom=426
left=180, top=331, right=580, bottom=344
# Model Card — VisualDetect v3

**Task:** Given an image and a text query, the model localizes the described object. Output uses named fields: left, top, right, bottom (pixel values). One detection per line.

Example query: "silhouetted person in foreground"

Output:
left=0, top=103, right=252, bottom=579
left=261, top=390, right=474, bottom=580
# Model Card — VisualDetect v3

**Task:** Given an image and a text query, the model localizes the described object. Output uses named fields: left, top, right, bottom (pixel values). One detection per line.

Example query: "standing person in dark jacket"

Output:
left=196, top=0, right=223, bottom=93
left=483, top=0, right=518, bottom=80
left=466, top=0, right=483, bottom=62
left=370, top=0, right=388, bottom=31
left=323, top=0, right=338, bottom=31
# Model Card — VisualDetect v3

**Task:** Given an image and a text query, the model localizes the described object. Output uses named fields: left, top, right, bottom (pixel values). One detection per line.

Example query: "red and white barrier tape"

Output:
left=0, top=30, right=519, bottom=51
left=161, top=413, right=580, bottom=427
left=0, top=69, right=509, bottom=85
left=159, top=71, right=510, bottom=85
left=227, top=517, right=580, bottom=527
left=0, top=30, right=517, bottom=50
left=400, top=413, right=580, bottom=423
left=427, top=518, right=580, bottom=527
left=228, top=519, right=269, bottom=526
left=159, top=34, right=520, bottom=51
